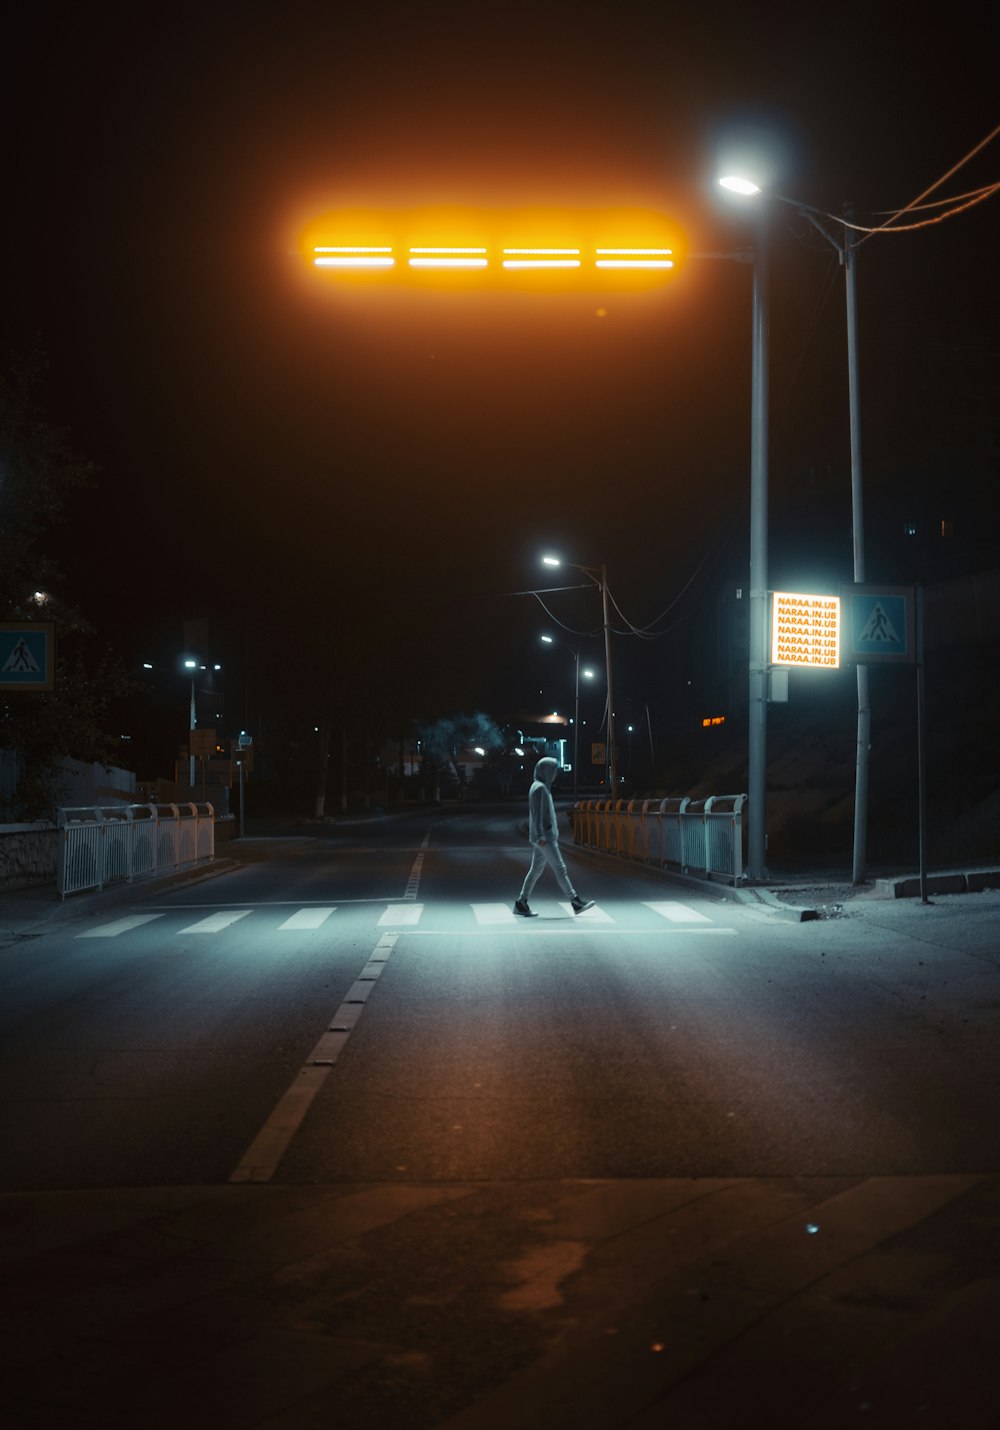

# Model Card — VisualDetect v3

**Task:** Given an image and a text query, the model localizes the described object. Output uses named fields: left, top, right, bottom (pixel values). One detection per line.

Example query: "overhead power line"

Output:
left=859, top=120, right=1000, bottom=241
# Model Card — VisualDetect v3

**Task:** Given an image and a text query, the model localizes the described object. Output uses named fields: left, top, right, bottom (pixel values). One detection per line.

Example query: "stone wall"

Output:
left=0, top=823, right=59, bottom=890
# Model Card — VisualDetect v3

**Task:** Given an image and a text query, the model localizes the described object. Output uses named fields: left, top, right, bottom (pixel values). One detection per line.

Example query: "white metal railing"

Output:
left=57, top=802, right=215, bottom=897
left=571, top=795, right=747, bottom=885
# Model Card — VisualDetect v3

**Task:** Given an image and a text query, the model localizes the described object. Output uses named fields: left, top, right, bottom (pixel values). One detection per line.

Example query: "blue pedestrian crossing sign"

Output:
left=0, top=622, right=56, bottom=690
left=843, top=585, right=915, bottom=664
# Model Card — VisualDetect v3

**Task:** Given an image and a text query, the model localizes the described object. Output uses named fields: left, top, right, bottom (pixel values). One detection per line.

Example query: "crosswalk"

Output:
left=76, top=900, right=730, bottom=938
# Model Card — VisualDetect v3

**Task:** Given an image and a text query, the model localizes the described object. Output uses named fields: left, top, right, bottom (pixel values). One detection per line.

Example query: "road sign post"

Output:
left=842, top=584, right=926, bottom=898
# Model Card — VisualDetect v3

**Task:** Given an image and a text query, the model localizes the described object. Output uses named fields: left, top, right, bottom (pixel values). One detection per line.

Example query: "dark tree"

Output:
left=0, top=346, right=133, bottom=818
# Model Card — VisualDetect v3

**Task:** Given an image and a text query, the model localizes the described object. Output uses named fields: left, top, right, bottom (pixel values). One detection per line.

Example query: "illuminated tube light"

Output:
left=408, top=247, right=488, bottom=269
left=595, top=248, right=674, bottom=269
left=314, top=246, right=394, bottom=268
left=503, top=248, right=581, bottom=269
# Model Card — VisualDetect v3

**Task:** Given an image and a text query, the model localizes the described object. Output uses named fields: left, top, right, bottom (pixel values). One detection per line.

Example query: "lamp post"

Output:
left=541, top=555, right=618, bottom=793
left=141, top=658, right=222, bottom=792
left=183, top=658, right=198, bottom=787
left=540, top=634, right=595, bottom=800
left=713, top=181, right=770, bottom=879
left=181, top=656, right=222, bottom=789
left=719, top=174, right=870, bottom=882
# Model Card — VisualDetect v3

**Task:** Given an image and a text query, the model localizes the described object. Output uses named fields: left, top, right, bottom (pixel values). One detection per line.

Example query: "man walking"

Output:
left=514, top=756, right=595, bottom=917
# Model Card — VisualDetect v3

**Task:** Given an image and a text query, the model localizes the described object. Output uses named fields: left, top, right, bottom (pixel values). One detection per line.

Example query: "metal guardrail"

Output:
left=57, top=802, right=215, bottom=897
left=571, top=795, right=747, bottom=885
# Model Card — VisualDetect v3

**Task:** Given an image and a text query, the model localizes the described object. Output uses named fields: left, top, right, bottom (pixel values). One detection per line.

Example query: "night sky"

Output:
left=4, top=1, right=997, bottom=756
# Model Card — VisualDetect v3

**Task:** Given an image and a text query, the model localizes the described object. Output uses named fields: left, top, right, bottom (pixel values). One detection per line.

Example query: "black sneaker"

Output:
left=513, top=899, right=537, bottom=917
left=571, top=897, right=595, bottom=915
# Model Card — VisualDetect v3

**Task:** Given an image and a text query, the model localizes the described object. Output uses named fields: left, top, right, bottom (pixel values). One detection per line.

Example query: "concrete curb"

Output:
left=874, top=868, right=1000, bottom=899
left=732, top=886, right=820, bottom=922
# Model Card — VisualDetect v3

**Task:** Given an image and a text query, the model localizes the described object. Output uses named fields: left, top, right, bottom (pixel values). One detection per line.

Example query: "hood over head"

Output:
left=534, top=756, right=560, bottom=788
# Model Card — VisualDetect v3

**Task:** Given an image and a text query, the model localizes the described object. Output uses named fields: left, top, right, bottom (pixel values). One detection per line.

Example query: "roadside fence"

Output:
left=571, top=795, right=747, bottom=885
left=57, top=802, right=215, bottom=898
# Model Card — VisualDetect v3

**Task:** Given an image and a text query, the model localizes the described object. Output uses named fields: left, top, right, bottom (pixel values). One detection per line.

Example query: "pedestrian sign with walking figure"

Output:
left=844, top=585, right=915, bottom=664
left=0, top=623, right=56, bottom=690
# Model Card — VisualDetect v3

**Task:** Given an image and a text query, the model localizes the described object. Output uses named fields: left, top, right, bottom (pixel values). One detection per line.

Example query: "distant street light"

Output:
left=719, top=172, right=870, bottom=882
left=144, top=656, right=222, bottom=789
left=540, top=633, right=596, bottom=800
left=540, top=555, right=618, bottom=792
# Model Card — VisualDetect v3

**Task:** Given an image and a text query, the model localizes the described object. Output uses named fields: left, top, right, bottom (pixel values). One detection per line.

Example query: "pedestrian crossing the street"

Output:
left=75, top=899, right=735, bottom=938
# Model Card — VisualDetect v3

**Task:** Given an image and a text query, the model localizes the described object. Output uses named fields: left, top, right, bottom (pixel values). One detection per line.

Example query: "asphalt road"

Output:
left=3, top=803, right=1000, bottom=1427
left=2, top=804, right=999, bottom=1193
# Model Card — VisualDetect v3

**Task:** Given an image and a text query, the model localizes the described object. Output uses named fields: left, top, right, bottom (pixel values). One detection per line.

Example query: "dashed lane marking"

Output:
left=229, top=931, right=400, bottom=1184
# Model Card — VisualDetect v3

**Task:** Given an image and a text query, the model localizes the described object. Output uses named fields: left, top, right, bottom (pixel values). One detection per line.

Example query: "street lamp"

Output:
left=720, top=172, right=870, bottom=882
left=541, top=554, right=618, bottom=792
left=182, top=656, right=222, bottom=788
left=141, top=658, right=222, bottom=792
left=540, top=634, right=595, bottom=800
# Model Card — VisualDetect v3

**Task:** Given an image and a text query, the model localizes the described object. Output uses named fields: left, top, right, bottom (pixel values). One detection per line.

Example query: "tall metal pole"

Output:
left=189, top=676, right=197, bottom=788
left=600, top=564, right=618, bottom=793
left=916, top=585, right=928, bottom=903
left=793, top=200, right=871, bottom=884
left=747, top=214, right=770, bottom=880
left=845, top=222, right=871, bottom=885
left=573, top=651, right=580, bottom=802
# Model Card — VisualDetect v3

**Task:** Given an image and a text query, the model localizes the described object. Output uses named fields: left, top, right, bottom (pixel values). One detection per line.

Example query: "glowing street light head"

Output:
left=540, top=634, right=554, bottom=644
left=718, top=175, right=762, bottom=197
left=541, top=555, right=561, bottom=567
left=183, top=658, right=198, bottom=669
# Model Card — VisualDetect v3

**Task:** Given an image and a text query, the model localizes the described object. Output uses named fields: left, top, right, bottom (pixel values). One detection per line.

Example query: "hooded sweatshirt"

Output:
left=527, top=756, right=561, bottom=844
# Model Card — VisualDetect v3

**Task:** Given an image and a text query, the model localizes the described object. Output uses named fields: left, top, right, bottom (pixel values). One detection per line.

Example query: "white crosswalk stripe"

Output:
left=77, top=899, right=726, bottom=938
left=643, top=901, right=712, bottom=923
left=378, top=904, right=424, bottom=926
left=76, top=914, right=165, bottom=938
left=472, top=903, right=518, bottom=924
left=179, top=910, right=253, bottom=933
left=558, top=902, right=615, bottom=922
left=278, top=907, right=337, bottom=930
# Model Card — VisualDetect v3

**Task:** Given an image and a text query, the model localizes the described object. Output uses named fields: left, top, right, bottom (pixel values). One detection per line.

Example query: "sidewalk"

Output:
left=3, top=1173, right=1000, bottom=1428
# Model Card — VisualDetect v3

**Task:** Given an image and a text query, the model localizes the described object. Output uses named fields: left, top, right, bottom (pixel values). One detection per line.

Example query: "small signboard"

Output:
left=0, top=622, right=56, bottom=690
left=232, top=739, right=255, bottom=771
left=190, top=728, right=217, bottom=759
left=843, top=584, right=915, bottom=664
left=771, top=593, right=840, bottom=669
left=591, top=742, right=607, bottom=766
